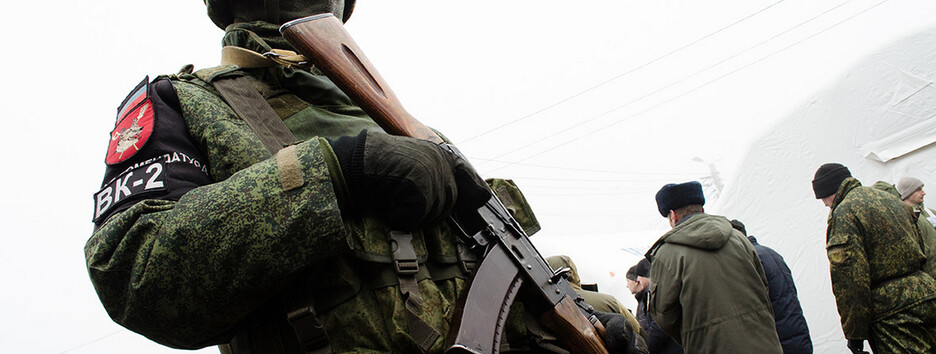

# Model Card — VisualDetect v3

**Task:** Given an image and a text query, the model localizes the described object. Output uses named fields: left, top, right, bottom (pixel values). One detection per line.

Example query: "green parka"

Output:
left=826, top=177, right=936, bottom=340
left=645, top=213, right=782, bottom=353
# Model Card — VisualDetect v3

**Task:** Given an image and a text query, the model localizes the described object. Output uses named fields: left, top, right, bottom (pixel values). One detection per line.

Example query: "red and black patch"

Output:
left=106, top=77, right=155, bottom=165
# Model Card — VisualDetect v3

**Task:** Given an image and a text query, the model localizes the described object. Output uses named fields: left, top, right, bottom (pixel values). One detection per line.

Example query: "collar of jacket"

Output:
left=675, top=212, right=701, bottom=226
left=831, top=177, right=862, bottom=210
left=645, top=213, right=735, bottom=261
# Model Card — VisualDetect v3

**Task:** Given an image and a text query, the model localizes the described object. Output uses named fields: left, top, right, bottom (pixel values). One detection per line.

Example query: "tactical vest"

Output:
left=174, top=58, right=542, bottom=353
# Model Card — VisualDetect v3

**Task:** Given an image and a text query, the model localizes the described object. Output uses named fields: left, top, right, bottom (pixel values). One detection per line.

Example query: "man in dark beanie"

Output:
left=812, top=163, right=936, bottom=353
left=731, top=220, right=813, bottom=354
left=812, top=163, right=852, bottom=206
left=646, top=181, right=782, bottom=353
left=628, top=259, right=682, bottom=354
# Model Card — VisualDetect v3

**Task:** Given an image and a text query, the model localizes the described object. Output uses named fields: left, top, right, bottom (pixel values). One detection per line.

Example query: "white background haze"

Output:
left=3, top=0, right=936, bottom=353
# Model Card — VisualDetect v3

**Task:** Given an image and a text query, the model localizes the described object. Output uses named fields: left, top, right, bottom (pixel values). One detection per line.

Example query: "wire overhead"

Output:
left=460, top=0, right=788, bottom=144
left=480, top=0, right=888, bottom=174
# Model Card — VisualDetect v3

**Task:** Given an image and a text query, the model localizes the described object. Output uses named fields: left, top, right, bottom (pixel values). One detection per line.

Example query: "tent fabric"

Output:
left=712, top=26, right=936, bottom=354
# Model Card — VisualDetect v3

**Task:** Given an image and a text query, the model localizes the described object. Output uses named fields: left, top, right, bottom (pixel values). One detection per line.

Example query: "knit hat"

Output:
left=635, top=259, right=650, bottom=278
left=812, top=163, right=851, bottom=199
left=730, top=219, right=747, bottom=236
left=625, top=266, right=638, bottom=281
left=897, top=177, right=924, bottom=200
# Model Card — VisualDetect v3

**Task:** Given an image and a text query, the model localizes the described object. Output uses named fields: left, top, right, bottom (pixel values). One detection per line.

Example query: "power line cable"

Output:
left=459, top=0, right=787, bottom=143
left=485, top=0, right=889, bottom=173
left=469, top=156, right=699, bottom=176
left=478, top=0, right=858, bottom=168
left=58, top=329, right=123, bottom=354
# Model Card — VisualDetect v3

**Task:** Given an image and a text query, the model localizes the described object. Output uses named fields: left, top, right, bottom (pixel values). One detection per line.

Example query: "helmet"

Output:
left=205, top=0, right=356, bottom=29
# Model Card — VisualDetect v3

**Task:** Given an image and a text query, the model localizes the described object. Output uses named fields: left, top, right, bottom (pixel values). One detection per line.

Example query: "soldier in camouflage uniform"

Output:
left=85, top=1, right=639, bottom=353
left=812, top=163, right=936, bottom=353
left=546, top=255, right=648, bottom=348
left=871, top=180, right=936, bottom=279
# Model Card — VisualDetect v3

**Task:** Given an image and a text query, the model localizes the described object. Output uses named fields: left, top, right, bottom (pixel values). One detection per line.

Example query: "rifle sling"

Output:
left=212, top=74, right=296, bottom=155
left=210, top=73, right=329, bottom=354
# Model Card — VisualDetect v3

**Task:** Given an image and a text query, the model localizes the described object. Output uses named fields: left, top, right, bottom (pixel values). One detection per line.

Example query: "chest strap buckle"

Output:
left=390, top=231, right=419, bottom=275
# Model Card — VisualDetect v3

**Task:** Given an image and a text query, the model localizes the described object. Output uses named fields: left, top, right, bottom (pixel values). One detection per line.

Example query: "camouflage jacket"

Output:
left=871, top=181, right=936, bottom=278
left=85, top=24, right=541, bottom=353
left=826, top=177, right=936, bottom=339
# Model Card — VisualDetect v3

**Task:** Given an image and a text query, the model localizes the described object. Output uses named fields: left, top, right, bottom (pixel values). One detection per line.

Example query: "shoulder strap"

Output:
left=211, top=73, right=297, bottom=154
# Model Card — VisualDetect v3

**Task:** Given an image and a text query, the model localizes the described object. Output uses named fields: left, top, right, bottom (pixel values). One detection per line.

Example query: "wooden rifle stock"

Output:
left=279, top=13, right=442, bottom=144
left=280, top=13, right=608, bottom=354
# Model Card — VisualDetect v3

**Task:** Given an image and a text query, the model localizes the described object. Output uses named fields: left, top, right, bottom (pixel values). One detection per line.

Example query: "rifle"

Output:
left=280, top=13, right=608, bottom=354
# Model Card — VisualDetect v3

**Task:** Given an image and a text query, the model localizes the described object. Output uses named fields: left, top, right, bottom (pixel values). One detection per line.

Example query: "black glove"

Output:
left=593, top=311, right=647, bottom=354
left=329, top=130, right=489, bottom=230
left=847, top=339, right=866, bottom=353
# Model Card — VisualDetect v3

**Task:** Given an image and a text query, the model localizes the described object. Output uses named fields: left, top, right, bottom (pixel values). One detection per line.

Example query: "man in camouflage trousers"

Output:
left=85, top=1, right=639, bottom=353
left=812, top=163, right=936, bottom=353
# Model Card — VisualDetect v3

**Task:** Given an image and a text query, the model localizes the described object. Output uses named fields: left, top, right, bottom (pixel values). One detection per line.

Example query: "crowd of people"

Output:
left=82, top=0, right=936, bottom=353
left=572, top=165, right=936, bottom=354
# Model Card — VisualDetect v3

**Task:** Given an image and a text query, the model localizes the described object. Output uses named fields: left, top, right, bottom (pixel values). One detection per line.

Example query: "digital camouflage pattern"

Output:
left=825, top=177, right=936, bottom=348
left=86, top=22, right=543, bottom=352
left=871, top=181, right=936, bottom=278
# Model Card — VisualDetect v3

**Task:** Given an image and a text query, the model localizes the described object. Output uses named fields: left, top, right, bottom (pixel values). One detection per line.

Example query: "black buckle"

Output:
left=390, top=231, right=419, bottom=275
left=456, top=242, right=477, bottom=274
left=286, top=306, right=329, bottom=352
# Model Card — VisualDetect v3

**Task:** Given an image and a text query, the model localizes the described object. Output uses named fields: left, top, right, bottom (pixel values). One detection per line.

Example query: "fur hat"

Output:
left=897, top=177, right=924, bottom=200
left=655, top=181, right=705, bottom=217
left=812, top=163, right=851, bottom=199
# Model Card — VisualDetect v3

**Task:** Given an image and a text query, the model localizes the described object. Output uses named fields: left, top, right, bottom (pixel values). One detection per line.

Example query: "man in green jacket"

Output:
left=84, top=1, right=639, bottom=353
left=546, top=254, right=647, bottom=348
left=646, top=181, right=782, bottom=353
left=812, top=163, right=936, bottom=353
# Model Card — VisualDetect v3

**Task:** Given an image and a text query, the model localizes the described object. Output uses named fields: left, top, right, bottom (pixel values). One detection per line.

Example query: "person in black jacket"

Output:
left=731, top=219, right=813, bottom=354
left=628, top=259, right=683, bottom=354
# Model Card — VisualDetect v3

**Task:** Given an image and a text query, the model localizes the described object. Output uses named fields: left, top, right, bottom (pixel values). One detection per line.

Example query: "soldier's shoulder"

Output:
left=157, top=64, right=241, bottom=100
left=159, top=63, right=241, bottom=87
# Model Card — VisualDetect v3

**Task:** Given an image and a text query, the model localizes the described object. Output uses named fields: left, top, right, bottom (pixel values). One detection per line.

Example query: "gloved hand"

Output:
left=846, top=339, right=866, bottom=354
left=329, top=130, right=490, bottom=230
left=593, top=311, right=648, bottom=354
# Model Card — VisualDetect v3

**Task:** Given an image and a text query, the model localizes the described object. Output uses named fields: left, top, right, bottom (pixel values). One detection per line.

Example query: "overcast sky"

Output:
left=3, top=0, right=936, bottom=353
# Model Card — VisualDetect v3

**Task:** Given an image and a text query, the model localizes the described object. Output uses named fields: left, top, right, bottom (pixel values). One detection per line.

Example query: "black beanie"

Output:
left=655, top=181, right=705, bottom=217
left=626, top=266, right=638, bottom=281
left=812, top=163, right=851, bottom=199
left=730, top=219, right=747, bottom=236
left=635, top=259, right=651, bottom=278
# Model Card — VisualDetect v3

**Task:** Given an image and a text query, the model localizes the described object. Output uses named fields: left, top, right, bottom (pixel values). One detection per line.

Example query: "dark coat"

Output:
left=748, top=236, right=813, bottom=354
left=635, top=289, right=682, bottom=354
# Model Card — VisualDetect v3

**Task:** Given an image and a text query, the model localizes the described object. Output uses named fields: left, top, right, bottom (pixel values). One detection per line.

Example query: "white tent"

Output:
left=711, top=26, right=936, bottom=352
left=537, top=24, right=936, bottom=354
